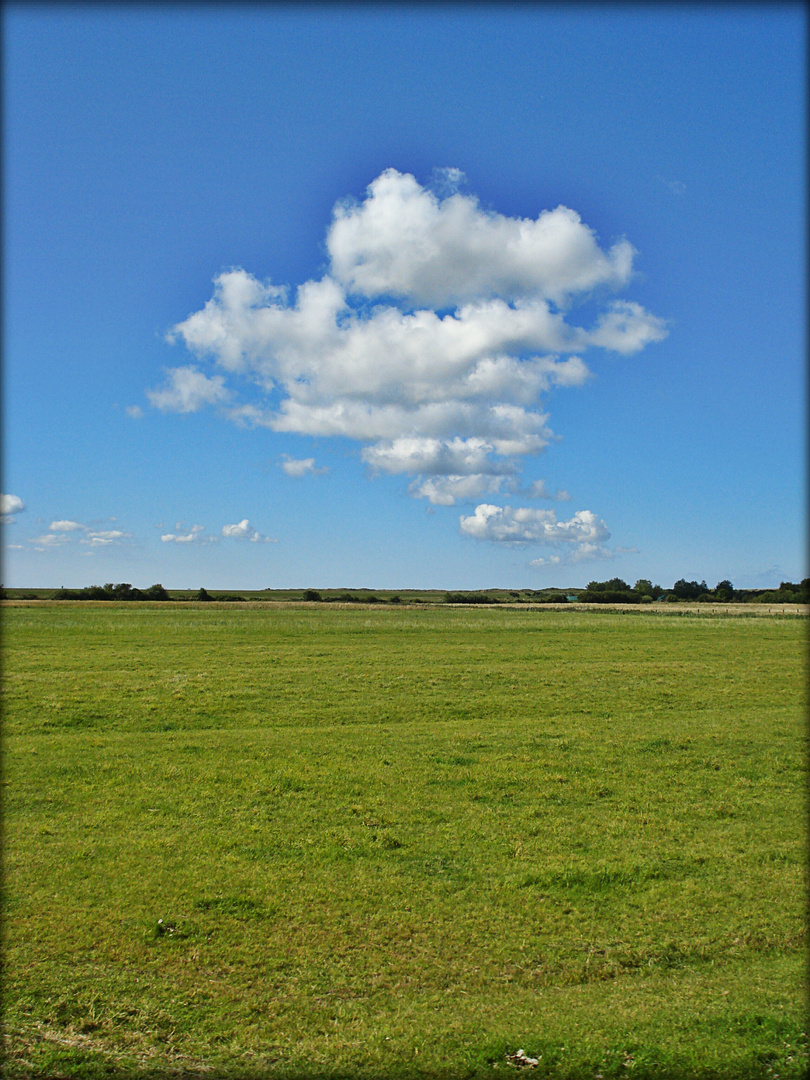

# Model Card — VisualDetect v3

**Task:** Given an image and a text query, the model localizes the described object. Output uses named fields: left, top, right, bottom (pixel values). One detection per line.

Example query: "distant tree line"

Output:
left=734, top=580, right=809, bottom=604
left=444, top=592, right=501, bottom=604
left=302, top=590, right=402, bottom=604
left=50, top=585, right=248, bottom=602
left=578, top=578, right=809, bottom=604
left=53, top=583, right=170, bottom=601
left=442, top=592, right=561, bottom=605
left=3, top=578, right=806, bottom=604
left=194, top=588, right=248, bottom=602
left=578, top=578, right=663, bottom=604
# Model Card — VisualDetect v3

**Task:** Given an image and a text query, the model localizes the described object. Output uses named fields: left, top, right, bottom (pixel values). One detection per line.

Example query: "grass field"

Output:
left=2, top=603, right=807, bottom=1079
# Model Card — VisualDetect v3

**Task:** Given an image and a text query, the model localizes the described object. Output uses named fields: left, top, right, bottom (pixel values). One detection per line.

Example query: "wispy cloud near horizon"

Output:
left=280, top=456, right=329, bottom=478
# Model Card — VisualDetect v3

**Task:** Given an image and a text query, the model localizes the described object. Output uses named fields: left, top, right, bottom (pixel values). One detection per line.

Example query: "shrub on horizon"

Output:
left=444, top=592, right=499, bottom=605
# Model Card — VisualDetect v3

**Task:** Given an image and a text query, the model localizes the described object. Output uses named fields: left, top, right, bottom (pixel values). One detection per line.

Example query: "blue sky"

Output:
left=3, top=5, right=805, bottom=590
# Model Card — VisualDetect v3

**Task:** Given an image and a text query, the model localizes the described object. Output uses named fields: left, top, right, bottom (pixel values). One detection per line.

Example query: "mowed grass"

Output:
left=2, top=603, right=807, bottom=1079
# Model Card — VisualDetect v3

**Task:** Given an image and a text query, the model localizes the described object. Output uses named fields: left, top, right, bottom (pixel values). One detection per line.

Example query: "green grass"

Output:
left=2, top=604, right=807, bottom=1078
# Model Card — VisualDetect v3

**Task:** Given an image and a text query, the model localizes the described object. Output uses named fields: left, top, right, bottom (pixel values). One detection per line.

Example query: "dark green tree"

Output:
left=673, top=579, right=710, bottom=600
left=587, top=578, right=631, bottom=592
left=714, top=580, right=734, bottom=602
left=579, top=578, right=638, bottom=603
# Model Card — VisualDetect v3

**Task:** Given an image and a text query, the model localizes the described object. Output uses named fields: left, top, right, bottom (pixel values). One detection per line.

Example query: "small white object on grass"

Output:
left=506, top=1048, right=539, bottom=1068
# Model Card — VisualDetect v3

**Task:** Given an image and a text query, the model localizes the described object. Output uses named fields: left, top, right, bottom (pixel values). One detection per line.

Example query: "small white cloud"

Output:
left=529, top=554, right=563, bottom=566
left=147, top=366, right=231, bottom=413
left=520, top=480, right=571, bottom=501
left=28, top=533, right=69, bottom=550
left=221, top=519, right=276, bottom=543
left=407, top=474, right=507, bottom=506
left=227, top=403, right=274, bottom=428
left=429, top=166, right=467, bottom=197
left=24, top=517, right=131, bottom=551
left=527, top=480, right=552, bottom=498
left=658, top=176, right=686, bottom=196
left=79, top=530, right=128, bottom=547
left=1, top=494, right=25, bottom=523
left=126, top=405, right=144, bottom=419
left=29, top=533, right=68, bottom=548
left=585, top=301, right=669, bottom=356
left=280, top=456, right=329, bottom=477
left=50, top=520, right=84, bottom=532
left=530, top=542, right=616, bottom=566
left=362, top=436, right=525, bottom=478
left=161, top=525, right=205, bottom=543
left=222, top=518, right=252, bottom=538
left=1, top=494, right=25, bottom=516
left=459, top=503, right=610, bottom=547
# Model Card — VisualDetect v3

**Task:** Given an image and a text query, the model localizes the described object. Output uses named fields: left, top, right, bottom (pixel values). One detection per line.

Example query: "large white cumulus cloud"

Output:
left=149, top=170, right=668, bottom=556
left=327, top=168, right=636, bottom=307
